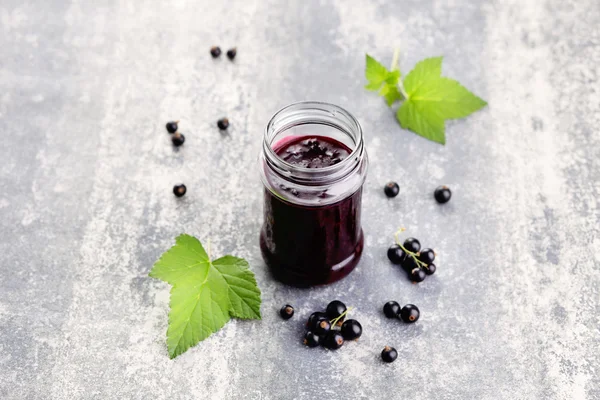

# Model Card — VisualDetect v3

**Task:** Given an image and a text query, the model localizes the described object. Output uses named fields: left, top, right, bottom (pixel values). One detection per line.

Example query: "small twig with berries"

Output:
left=388, top=228, right=437, bottom=282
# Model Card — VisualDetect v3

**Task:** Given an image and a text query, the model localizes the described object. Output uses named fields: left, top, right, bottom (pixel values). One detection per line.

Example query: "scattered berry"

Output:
left=381, top=346, right=398, bottom=363
left=403, top=238, right=421, bottom=253
left=384, top=182, right=400, bottom=198
left=400, top=304, right=420, bottom=323
left=326, top=300, right=347, bottom=323
left=173, top=184, right=187, bottom=197
left=210, top=46, right=222, bottom=58
left=340, top=319, right=362, bottom=340
left=314, top=319, right=331, bottom=336
left=323, top=331, right=344, bottom=350
left=171, top=132, right=185, bottom=146
left=226, top=48, right=237, bottom=60
left=418, top=248, right=435, bottom=265
left=166, top=121, right=178, bottom=134
left=303, top=331, right=321, bottom=347
left=217, top=118, right=229, bottom=130
left=434, top=185, right=452, bottom=204
left=410, top=268, right=427, bottom=283
left=424, top=263, right=436, bottom=275
left=387, top=245, right=406, bottom=265
left=279, top=304, right=294, bottom=320
left=306, top=311, right=328, bottom=330
left=383, top=301, right=401, bottom=318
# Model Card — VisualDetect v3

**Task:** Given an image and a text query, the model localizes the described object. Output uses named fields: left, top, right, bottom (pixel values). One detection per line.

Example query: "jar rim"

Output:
left=263, top=101, right=364, bottom=179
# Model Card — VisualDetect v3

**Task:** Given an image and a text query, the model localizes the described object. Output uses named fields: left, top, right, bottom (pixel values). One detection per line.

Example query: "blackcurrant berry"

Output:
left=226, top=48, right=237, bottom=60
left=424, top=263, right=436, bottom=275
left=210, top=46, right=221, bottom=58
left=410, top=268, right=427, bottom=283
left=384, top=182, right=399, bottom=198
left=323, top=331, right=344, bottom=350
left=400, top=304, right=420, bottom=323
left=340, top=319, right=362, bottom=340
left=166, top=121, right=178, bottom=134
left=303, top=331, right=321, bottom=348
left=173, top=184, right=187, bottom=197
left=314, top=319, right=331, bottom=336
left=279, top=304, right=294, bottom=320
left=401, top=256, right=418, bottom=273
left=306, top=311, right=328, bottom=330
left=383, top=301, right=401, bottom=318
left=434, top=185, right=452, bottom=204
left=171, top=132, right=185, bottom=146
left=217, top=118, right=229, bottom=130
left=326, top=300, right=347, bottom=322
left=381, top=346, right=398, bottom=363
left=387, top=245, right=406, bottom=265
left=403, top=237, right=421, bottom=253
left=418, top=248, right=435, bottom=265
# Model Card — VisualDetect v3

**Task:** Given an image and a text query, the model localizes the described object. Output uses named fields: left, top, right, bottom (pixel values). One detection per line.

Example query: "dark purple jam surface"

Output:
left=260, top=136, right=363, bottom=286
left=276, top=136, right=351, bottom=168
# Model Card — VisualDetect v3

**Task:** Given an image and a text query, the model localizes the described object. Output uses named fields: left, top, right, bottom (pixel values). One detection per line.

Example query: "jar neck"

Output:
left=262, top=101, right=366, bottom=187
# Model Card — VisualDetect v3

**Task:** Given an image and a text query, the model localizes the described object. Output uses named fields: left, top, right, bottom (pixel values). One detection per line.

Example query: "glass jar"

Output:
left=259, top=101, right=368, bottom=286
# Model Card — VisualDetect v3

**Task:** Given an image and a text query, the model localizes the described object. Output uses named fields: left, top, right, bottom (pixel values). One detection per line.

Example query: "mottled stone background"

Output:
left=0, top=0, right=598, bottom=399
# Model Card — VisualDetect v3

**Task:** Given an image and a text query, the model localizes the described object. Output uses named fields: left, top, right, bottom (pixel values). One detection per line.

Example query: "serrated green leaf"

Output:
left=213, top=256, right=262, bottom=319
left=383, top=85, right=402, bottom=106
left=166, top=268, right=230, bottom=359
left=397, top=56, right=486, bottom=144
left=149, top=234, right=262, bottom=359
left=149, top=234, right=210, bottom=285
left=365, top=54, right=390, bottom=91
left=403, top=56, right=443, bottom=96
left=385, top=69, right=401, bottom=85
left=410, top=77, right=487, bottom=119
left=397, top=100, right=446, bottom=144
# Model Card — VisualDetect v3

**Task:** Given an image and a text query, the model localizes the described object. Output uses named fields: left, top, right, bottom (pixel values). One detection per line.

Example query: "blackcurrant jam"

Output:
left=259, top=102, right=368, bottom=286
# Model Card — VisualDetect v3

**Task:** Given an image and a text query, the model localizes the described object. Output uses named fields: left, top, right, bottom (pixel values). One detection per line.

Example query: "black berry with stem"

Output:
left=326, top=300, right=347, bottom=322
left=279, top=304, right=294, bottom=320
left=424, top=263, right=436, bottom=275
left=313, top=319, right=331, bottom=336
left=210, top=46, right=221, bottom=58
left=401, top=256, right=419, bottom=273
left=434, top=185, right=452, bottom=204
left=400, top=304, right=420, bottom=323
left=323, top=331, right=344, bottom=350
left=173, top=184, right=187, bottom=197
left=384, top=182, right=399, bottom=198
left=403, top=237, right=421, bottom=253
left=418, top=248, right=435, bottom=265
left=166, top=121, right=179, bottom=134
left=303, top=331, right=321, bottom=348
left=381, top=346, right=398, bottom=363
left=383, top=301, right=401, bottom=318
left=171, top=132, right=185, bottom=146
left=340, top=319, right=362, bottom=340
left=226, top=48, right=236, bottom=60
left=410, top=268, right=426, bottom=283
left=217, top=118, right=229, bottom=130
left=387, top=244, right=406, bottom=265
left=306, top=311, right=327, bottom=330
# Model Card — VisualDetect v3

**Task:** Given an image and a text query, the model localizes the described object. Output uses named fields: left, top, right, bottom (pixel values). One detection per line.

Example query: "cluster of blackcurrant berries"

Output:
left=280, top=301, right=362, bottom=350
left=210, top=46, right=237, bottom=60
left=388, top=236, right=436, bottom=282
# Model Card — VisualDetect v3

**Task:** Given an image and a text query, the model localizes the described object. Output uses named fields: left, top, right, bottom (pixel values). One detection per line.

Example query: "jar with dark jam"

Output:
left=259, top=102, right=368, bottom=286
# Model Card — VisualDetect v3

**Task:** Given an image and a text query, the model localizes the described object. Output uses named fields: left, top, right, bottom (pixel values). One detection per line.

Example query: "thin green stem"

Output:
left=390, top=48, right=409, bottom=101
left=330, top=306, right=354, bottom=326
left=394, top=229, right=427, bottom=269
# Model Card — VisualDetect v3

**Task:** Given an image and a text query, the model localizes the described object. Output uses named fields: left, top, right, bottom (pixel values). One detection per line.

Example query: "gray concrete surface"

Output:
left=1, top=0, right=599, bottom=399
